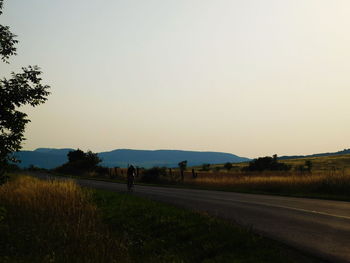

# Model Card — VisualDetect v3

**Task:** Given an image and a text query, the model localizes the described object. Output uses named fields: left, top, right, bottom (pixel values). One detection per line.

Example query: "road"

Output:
left=39, top=175, right=350, bottom=262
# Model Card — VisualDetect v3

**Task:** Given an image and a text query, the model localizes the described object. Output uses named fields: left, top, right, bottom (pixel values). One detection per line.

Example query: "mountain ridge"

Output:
left=278, top=148, right=350, bottom=160
left=15, top=148, right=250, bottom=169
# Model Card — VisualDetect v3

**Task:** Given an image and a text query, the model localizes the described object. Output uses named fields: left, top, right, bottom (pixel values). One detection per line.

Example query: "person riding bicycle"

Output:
left=127, top=165, right=136, bottom=191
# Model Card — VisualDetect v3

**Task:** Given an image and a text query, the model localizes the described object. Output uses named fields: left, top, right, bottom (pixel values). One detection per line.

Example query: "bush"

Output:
left=244, top=155, right=291, bottom=172
left=95, top=166, right=109, bottom=176
left=55, top=149, right=102, bottom=175
left=224, top=162, right=233, bottom=171
left=26, top=164, right=48, bottom=173
left=201, top=163, right=211, bottom=171
left=141, top=167, right=167, bottom=183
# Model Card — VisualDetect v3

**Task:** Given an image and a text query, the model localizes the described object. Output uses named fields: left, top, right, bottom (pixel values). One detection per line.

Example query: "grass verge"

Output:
left=1, top=175, right=323, bottom=262
left=44, top=171, right=350, bottom=202
left=0, top=176, right=127, bottom=263
left=93, top=189, right=323, bottom=263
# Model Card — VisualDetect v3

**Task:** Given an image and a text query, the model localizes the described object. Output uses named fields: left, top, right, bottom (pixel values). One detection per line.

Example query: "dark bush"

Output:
left=26, top=165, right=49, bottom=173
left=201, top=163, right=211, bottom=171
left=95, top=166, right=109, bottom=176
left=243, top=155, right=291, bottom=172
left=7, top=164, right=20, bottom=172
left=55, top=149, right=102, bottom=175
left=224, top=162, right=233, bottom=171
left=140, top=167, right=167, bottom=183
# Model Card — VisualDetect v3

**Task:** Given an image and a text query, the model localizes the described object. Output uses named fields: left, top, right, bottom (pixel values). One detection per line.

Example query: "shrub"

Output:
left=244, top=155, right=291, bottom=172
left=224, top=162, right=233, bottom=171
left=95, top=165, right=109, bottom=176
left=201, top=163, right=211, bottom=171
left=141, top=167, right=167, bottom=183
left=55, top=149, right=102, bottom=175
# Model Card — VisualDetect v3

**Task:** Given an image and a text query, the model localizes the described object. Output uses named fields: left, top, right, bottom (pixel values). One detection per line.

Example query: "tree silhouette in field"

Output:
left=297, top=160, right=313, bottom=174
left=141, top=166, right=167, bottom=183
left=224, top=162, right=233, bottom=171
left=305, top=160, right=312, bottom=172
left=178, top=160, right=187, bottom=181
left=244, top=155, right=291, bottom=172
left=201, top=163, right=210, bottom=171
left=0, top=0, right=50, bottom=183
left=67, top=149, right=86, bottom=163
left=56, top=149, right=102, bottom=174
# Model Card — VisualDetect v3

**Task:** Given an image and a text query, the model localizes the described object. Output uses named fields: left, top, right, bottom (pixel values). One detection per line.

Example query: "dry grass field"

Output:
left=141, top=154, right=350, bottom=199
left=203, top=156, right=347, bottom=199
left=0, top=176, right=126, bottom=263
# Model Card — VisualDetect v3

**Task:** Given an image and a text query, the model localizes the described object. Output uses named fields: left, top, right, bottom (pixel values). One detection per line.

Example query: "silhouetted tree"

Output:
left=140, top=166, right=167, bottom=183
left=67, top=149, right=85, bottom=163
left=224, top=162, right=233, bottom=171
left=305, top=160, right=312, bottom=173
left=201, top=163, right=210, bottom=171
left=56, top=150, right=101, bottom=174
left=244, top=155, right=291, bottom=172
left=0, top=1, right=50, bottom=183
left=178, top=160, right=187, bottom=181
left=85, top=151, right=101, bottom=169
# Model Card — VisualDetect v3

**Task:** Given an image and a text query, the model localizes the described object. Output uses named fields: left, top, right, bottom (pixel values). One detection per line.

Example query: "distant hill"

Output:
left=15, top=148, right=250, bottom=169
left=15, top=149, right=74, bottom=169
left=278, top=149, right=350, bottom=160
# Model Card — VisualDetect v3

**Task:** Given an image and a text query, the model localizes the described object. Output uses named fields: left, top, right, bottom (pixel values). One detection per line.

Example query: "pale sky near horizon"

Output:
left=1, top=0, right=349, bottom=158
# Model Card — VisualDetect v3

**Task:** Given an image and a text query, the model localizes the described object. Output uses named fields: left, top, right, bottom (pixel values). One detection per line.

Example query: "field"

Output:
left=105, top=154, right=350, bottom=201
left=0, top=176, right=322, bottom=263
left=196, top=153, right=350, bottom=174
left=52, top=154, right=350, bottom=201
left=182, top=155, right=350, bottom=199
left=0, top=176, right=125, bottom=263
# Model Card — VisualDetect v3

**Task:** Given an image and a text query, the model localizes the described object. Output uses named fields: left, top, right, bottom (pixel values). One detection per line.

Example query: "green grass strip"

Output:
left=93, top=190, right=323, bottom=263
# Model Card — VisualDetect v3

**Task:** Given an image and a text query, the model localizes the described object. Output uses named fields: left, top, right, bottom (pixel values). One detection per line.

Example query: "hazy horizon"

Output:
left=1, top=0, right=349, bottom=159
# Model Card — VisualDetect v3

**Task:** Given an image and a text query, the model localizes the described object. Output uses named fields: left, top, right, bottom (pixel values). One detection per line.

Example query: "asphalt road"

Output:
left=39, top=175, right=350, bottom=262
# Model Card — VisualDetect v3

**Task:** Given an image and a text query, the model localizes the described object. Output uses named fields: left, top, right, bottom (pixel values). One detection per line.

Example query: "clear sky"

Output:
left=1, top=0, right=349, bottom=158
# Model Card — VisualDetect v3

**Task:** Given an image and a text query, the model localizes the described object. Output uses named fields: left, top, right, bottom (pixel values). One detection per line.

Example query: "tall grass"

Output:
left=185, top=171, right=350, bottom=199
left=0, top=176, right=126, bottom=263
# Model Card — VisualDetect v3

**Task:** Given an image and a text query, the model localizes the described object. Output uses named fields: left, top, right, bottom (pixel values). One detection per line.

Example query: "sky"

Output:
left=1, top=0, right=350, bottom=158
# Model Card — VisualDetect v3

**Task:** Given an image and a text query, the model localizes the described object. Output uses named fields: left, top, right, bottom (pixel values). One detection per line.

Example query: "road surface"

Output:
left=39, top=175, right=350, bottom=262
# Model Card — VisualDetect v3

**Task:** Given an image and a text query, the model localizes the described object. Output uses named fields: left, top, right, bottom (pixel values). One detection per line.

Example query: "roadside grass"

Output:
left=102, top=154, right=350, bottom=201
left=23, top=154, right=350, bottom=202
left=0, top=175, right=324, bottom=262
left=40, top=169, right=350, bottom=201
left=184, top=173, right=350, bottom=201
left=0, top=176, right=126, bottom=263
left=93, top=189, right=322, bottom=263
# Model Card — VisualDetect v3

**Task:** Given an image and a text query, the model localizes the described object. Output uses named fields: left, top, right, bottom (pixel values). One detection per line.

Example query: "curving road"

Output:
left=39, top=175, right=350, bottom=262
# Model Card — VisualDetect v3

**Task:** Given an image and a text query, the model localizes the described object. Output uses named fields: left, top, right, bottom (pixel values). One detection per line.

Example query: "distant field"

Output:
left=178, top=154, right=350, bottom=200
left=198, top=153, right=350, bottom=174
left=46, top=154, right=350, bottom=201
left=280, top=154, right=350, bottom=174
left=133, top=154, right=350, bottom=200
